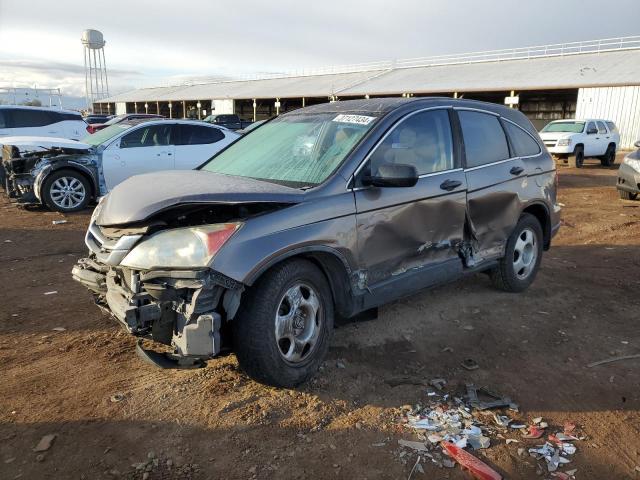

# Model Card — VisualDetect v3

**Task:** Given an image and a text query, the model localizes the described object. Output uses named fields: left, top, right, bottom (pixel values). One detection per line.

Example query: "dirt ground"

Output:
left=1, top=153, right=639, bottom=480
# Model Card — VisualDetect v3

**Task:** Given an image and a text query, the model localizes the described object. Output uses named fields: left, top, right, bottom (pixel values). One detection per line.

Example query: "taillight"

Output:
left=86, top=125, right=94, bottom=134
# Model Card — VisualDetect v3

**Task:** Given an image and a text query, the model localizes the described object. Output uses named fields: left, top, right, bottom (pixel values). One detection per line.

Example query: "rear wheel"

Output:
left=571, top=146, right=584, bottom=168
left=233, top=259, right=334, bottom=387
left=42, top=169, right=91, bottom=212
left=600, top=144, right=616, bottom=167
left=490, top=213, right=543, bottom=293
left=619, top=190, right=638, bottom=200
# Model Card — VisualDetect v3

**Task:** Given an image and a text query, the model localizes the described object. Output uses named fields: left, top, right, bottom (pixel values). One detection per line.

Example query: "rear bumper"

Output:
left=617, top=163, right=640, bottom=194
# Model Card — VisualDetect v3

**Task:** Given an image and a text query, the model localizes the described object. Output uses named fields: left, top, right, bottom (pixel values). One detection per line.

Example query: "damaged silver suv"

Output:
left=73, top=98, right=561, bottom=387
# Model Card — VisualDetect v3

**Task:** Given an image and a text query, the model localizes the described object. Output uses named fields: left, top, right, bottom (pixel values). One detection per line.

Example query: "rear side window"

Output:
left=369, top=109, right=454, bottom=176
left=176, top=125, right=225, bottom=145
left=120, top=124, right=172, bottom=148
left=606, top=121, right=618, bottom=133
left=503, top=121, right=541, bottom=157
left=459, top=111, right=510, bottom=168
left=5, top=108, right=55, bottom=128
left=596, top=121, right=607, bottom=134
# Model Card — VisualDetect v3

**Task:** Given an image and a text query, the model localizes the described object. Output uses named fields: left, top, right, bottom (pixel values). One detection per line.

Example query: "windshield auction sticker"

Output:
left=333, top=114, right=376, bottom=125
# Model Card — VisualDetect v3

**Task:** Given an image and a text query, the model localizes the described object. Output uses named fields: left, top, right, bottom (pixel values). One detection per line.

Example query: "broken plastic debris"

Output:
left=33, top=434, right=57, bottom=452
left=52, top=220, right=68, bottom=225
left=441, top=442, right=502, bottom=480
left=398, top=439, right=428, bottom=452
left=523, top=425, right=545, bottom=439
left=509, top=424, right=526, bottom=429
left=52, top=327, right=66, bottom=332
left=466, top=384, right=517, bottom=410
left=532, top=417, right=542, bottom=424
left=429, top=378, right=447, bottom=390
left=493, top=414, right=511, bottom=427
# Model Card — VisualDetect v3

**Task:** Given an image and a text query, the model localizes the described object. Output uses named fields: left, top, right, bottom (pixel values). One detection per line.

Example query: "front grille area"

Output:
left=85, top=221, right=142, bottom=266
left=544, top=141, right=557, bottom=147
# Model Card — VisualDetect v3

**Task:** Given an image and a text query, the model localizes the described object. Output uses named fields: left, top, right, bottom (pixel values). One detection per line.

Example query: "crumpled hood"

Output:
left=96, top=170, right=304, bottom=226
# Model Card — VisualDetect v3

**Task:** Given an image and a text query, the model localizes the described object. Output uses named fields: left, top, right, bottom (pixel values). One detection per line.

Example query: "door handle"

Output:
left=440, top=179, right=462, bottom=191
left=510, top=166, right=524, bottom=175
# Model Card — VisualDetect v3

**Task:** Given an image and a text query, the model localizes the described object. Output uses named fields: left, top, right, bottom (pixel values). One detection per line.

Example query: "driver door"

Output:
left=102, top=123, right=175, bottom=190
left=352, top=108, right=467, bottom=305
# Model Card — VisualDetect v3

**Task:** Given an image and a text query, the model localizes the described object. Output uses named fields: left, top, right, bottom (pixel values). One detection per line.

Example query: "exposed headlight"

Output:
left=120, top=223, right=241, bottom=269
left=556, top=138, right=572, bottom=147
left=625, top=158, right=640, bottom=172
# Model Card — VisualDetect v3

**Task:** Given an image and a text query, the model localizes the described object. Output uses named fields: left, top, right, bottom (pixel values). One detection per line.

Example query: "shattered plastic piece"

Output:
left=52, top=220, right=68, bottom=225
left=587, top=354, right=640, bottom=368
left=466, top=384, right=517, bottom=410
left=52, top=327, right=66, bottom=332
left=532, top=417, right=543, bottom=424
left=523, top=425, right=545, bottom=439
left=563, top=422, right=576, bottom=435
left=43, top=291, right=58, bottom=295
left=506, top=439, right=519, bottom=444
left=428, top=434, right=443, bottom=444
left=468, top=435, right=491, bottom=450
left=429, top=378, right=447, bottom=390
left=441, top=442, right=502, bottom=480
left=493, top=414, right=511, bottom=427
left=442, top=458, right=456, bottom=468
left=33, top=434, right=57, bottom=452
left=461, top=358, right=480, bottom=370
left=398, top=439, right=428, bottom=452
left=510, top=424, right=526, bottom=429
left=539, top=421, right=548, bottom=428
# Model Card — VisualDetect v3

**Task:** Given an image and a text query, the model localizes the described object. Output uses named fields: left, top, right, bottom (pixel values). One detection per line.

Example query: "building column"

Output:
left=275, top=98, right=280, bottom=116
left=168, top=102, right=173, bottom=119
left=182, top=100, right=186, bottom=119
left=156, top=101, right=160, bottom=115
left=144, top=103, right=149, bottom=114
left=134, top=102, right=138, bottom=113
left=302, top=97, right=305, bottom=107
left=252, top=99, right=257, bottom=122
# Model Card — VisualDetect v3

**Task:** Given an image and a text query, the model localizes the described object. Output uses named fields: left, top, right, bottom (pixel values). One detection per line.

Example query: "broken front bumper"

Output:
left=72, top=222, right=243, bottom=363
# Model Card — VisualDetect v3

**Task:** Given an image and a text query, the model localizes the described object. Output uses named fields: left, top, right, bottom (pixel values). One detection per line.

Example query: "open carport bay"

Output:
left=0, top=155, right=639, bottom=479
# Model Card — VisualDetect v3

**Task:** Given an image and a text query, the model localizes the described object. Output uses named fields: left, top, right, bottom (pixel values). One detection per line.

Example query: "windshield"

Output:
left=200, top=112, right=376, bottom=187
left=81, top=123, right=132, bottom=146
left=542, top=121, right=585, bottom=133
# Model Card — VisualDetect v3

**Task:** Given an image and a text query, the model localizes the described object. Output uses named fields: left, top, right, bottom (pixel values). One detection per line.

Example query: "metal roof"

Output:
left=97, top=37, right=640, bottom=104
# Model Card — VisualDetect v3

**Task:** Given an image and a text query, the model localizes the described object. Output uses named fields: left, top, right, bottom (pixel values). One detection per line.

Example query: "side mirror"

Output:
left=587, top=127, right=598, bottom=135
left=363, top=163, right=418, bottom=188
left=635, top=140, right=640, bottom=149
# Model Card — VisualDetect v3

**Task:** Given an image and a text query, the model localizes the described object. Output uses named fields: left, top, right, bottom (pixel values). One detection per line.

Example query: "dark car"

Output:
left=203, top=113, right=252, bottom=131
left=72, top=98, right=561, bottom=387
left=617, top=140, right=640, bottom=200
left=84, top=114, right=113, bottom=124
left=87, top=113, right=163, bottom=134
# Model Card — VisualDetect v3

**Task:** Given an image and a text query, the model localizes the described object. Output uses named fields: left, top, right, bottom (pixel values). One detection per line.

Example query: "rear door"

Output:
left=0, top=109, right=8, bottom=138
left=596, top=121, right=610, bottom=154
left=173, top=124, right=234, bottom=169
left=102, top=123, right=175, bottom=190
left=583, top=121, right=600, bottom=156
left=458, top=108, right=525, bottom=261
left=353, top=108, right=467, bottom=302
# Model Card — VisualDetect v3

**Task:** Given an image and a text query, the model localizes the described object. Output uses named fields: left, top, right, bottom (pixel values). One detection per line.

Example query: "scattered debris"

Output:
left=523, top=425, right=545, bottom=439
left=43, top=291, right=58, bottom=295
left=442, top=346, right=454, bottom=353
left=461, top=359, right=480, bottom=371
left=398, top=439, right=429, bottom=452
left=441, top=442, right=502, bottom=480
left=429, top=378, right=447, bottom=390
left=466, top=384, right=517, bottom=411
left=33, top=434, right=57, bottom=452
left=587, top=354, right=640, bottom=368
left=52, top=327, right=66, bottom=332
left=52, top=220, right=68, bottom=225
left=336, top=360, right=346, bottom=369
left=4, top=239, right=12, bottom=243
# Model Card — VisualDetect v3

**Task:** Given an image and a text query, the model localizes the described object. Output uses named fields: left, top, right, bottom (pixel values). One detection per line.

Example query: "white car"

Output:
left=539, top=119, right=619, bottom=168
left=1, top=119, right=239, bottom=212
left=0, top=105, right=87, bottom=140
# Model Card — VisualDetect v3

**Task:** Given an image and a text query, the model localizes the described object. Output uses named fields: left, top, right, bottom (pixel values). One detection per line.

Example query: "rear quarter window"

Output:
left=503, top=121, right=541, bottom=157
left=458, top=110, right=510, bottom=168
left=606, top=121, right=618, bottom=133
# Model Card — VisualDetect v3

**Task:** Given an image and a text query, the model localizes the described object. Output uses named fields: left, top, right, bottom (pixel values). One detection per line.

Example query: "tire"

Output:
left=571, top=146, right=584, bottom=168
left=42, top=169, right=91, bottom=212
left=233, top=258, right=334, bottom=387
left=619, top=190, right=638, bottom=200
left=489, top=213, right=543, bottom=293
left=600, top=144, right=616, bottom=167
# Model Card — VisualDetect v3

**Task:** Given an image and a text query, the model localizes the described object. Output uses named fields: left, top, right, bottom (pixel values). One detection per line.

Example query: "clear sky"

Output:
left=1, top=0, right=639, bottom=104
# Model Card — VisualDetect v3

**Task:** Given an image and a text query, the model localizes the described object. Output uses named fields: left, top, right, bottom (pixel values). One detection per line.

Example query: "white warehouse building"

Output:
left=96, top=36, right=640, bottom=149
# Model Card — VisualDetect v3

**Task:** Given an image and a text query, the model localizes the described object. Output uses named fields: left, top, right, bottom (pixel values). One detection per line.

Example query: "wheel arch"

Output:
left=244, top=246, right=356, bottom=319
left=39, top=163, right=99, bottom=201
left=522, top=202, right=551, bottom=250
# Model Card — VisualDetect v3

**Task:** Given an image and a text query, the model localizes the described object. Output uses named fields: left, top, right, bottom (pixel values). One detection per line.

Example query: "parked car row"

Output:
left=1, top=118, right=238, bottom=211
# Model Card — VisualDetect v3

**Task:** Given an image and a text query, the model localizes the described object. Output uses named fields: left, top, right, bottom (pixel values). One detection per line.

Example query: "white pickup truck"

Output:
left=539, top=119, right=619, bottom=168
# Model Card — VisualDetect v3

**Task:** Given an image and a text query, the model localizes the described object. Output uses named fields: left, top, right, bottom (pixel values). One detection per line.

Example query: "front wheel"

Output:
left=233, top=259, right=334, bottom=387
left=42, top=169, right=91, bottom=212
left=490, top=213, right=543, bottom=293
left=571, top=146, right=584, bottom=168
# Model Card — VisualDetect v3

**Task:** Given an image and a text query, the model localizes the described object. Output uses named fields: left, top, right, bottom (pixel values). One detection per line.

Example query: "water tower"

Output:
left=81, top=29, right=110, bottom=111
